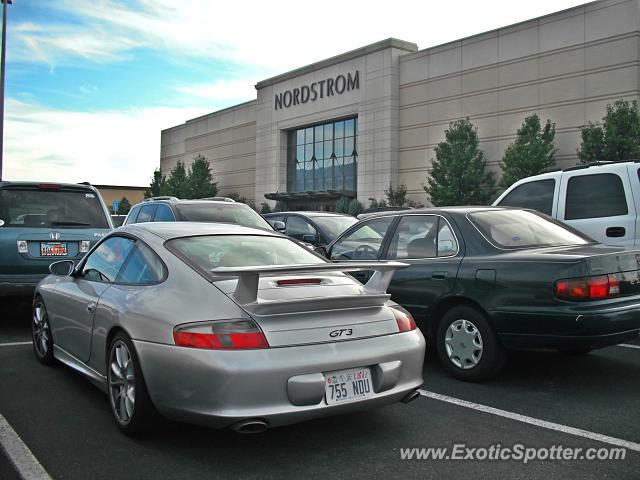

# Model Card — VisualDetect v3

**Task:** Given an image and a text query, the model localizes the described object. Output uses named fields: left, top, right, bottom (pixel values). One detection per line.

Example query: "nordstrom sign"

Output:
left=274, top=71, right=360, bottom=110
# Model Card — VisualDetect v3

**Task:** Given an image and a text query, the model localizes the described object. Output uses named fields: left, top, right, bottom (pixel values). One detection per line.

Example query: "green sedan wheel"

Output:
left=436, top=305, right=506, bottom=381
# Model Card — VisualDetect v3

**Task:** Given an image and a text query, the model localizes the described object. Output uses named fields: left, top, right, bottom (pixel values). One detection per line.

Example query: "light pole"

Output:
left=0, top=0, right=12, bottom=181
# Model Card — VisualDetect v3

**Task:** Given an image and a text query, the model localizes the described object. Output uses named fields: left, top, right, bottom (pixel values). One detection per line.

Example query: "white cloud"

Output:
left=12, top=0, right=589, bottom=71
left=4, top=99, right=209, bottom=185
left=175, top=77, right=260, bottom=102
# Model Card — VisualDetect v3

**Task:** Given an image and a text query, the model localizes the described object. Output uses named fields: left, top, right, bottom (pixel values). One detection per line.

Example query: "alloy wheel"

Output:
left=109, top=341, right=136, bottom=424
left=32, top=302, right=50, bottom=358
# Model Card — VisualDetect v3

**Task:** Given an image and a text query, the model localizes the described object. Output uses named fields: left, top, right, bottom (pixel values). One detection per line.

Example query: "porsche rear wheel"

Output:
left=107, top=332, right=161, bottom=435
left=32, top=297, right=54, bottom=365
left=436, top=306, right=506, bottom=381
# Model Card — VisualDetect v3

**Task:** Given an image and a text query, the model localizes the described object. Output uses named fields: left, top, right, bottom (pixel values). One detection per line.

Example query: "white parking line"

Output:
left=0, top=342, right=31, bottom=348
left=418, top=389, right=640, bottom=453
left=618, top=343, right=640, bottom=350
left=0, top=413, right=52, bottom=480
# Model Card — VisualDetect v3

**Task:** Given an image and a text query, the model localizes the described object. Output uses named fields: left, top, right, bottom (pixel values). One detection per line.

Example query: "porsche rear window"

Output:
left=469, top=210, right=590, bottom=249
left=167, top=235, right=324, bottom=274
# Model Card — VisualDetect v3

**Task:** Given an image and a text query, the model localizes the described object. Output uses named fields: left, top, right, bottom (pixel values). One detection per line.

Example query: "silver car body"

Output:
left=35, top=223, right=425, bottom=429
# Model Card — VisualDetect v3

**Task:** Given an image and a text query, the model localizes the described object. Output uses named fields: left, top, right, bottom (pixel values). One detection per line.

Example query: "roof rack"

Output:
left=144, top=196, right=179, bottom=202
left=199, top=197, right=236, bottom=202
left=563, top=160, right=640, bottom=172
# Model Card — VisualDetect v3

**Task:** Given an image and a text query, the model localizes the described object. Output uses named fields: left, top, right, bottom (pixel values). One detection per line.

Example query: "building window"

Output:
left=287, top=117, right=357, bottom=193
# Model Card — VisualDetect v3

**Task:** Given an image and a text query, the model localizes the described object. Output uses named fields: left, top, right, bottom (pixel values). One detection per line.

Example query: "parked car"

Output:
left=323, top=207, right=640, bottom=381
left=124, top=196, right=283, bottom=231
left=264, top=212, right=358, bottom=247
left=33, top=222, right=425, bottom=434
left=0, top=181, right=113, bottom=296
left=494, top=161, right=640, bottom=246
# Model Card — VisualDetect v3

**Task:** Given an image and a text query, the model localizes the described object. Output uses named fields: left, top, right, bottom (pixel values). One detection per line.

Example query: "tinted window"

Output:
left=266, top=215, right=285, bottom=227
left=117, top=243, right=165, bottom=284
left=137, top=205, right=157, bottom=223
left=167, top=235, right=323, bottom=276
left=469, top=210, right=589, bottom=249
left=285, top=216, right=316, bottom=240
left=175, top=204, right=272, bottom=230
left=82, top=236, right=135, bottom=283
left=387, top=215, right=438, bottom=259
left=124, top=205, right=141, bottom=225
left=154, top=204, right=174, bottom=222
left=311, top=216, right=358, bottom=241
left=437, top=223, right=458, bottom=256
left=0, top=188, right=110, bottom=228
left=498, top=179, right=555, bottom=215
left=565, top=174, right=628, bottom=220
left=330, top=216, right=395, bottom=261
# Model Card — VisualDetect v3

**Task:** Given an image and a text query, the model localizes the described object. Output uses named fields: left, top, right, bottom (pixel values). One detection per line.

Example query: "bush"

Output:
left=335, top=196, right=351, bottom=214
left=259, top=202, right=272, bottom=214
left=347, top=199, right=364, bottom=216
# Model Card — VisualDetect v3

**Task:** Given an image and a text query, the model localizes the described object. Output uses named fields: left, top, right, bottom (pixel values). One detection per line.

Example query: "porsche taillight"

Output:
left=554, top=274, right=621, bottom=301
left=390, top=305, right=417, bottom=332
left=173, top=319, right=269, bottom=350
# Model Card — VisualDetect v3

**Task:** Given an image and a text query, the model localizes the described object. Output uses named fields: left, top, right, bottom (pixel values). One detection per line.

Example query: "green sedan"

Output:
left=324, top=207, right=640, bottom=381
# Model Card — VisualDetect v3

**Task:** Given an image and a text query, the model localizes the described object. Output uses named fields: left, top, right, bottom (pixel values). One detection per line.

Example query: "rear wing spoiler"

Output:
left=210, top=261, right=409, bottom=306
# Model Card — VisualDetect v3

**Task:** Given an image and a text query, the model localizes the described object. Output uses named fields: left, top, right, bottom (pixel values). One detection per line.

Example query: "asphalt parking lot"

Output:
left=1, top=297, right=639, bottom=479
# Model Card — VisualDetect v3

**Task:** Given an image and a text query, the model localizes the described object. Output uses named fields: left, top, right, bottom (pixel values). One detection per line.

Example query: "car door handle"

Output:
left=606, top=226, right=626, bottom=238
left=86, top=303, right=96, bottom=314
left=431, top=272, right=447, bottom=280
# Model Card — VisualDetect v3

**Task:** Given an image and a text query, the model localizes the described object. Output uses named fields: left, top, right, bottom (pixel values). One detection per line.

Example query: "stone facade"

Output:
left=160, top=0, right=640, bottom=207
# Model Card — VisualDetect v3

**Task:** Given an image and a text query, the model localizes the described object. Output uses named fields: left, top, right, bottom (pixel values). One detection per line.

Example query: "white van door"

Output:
left=626, top=163, right=640, bottom=246
left=557, top=169, right=636, bottom=246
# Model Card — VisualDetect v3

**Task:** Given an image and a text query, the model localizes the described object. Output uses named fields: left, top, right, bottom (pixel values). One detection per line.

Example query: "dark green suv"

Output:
left=0, top=181, right=113, bottom=296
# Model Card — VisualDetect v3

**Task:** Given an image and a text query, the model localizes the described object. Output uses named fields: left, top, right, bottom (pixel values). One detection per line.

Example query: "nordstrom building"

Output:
left=160, top=0, right=640, bottom=209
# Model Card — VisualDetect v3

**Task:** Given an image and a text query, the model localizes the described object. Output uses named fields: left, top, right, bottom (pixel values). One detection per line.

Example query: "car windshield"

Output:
left=0, top=188, right=110, bottom=228
left=175, top=203, right=272, bottom=230
left=468, top=209, right=591, bottom=249
left=167, top=235, right=325, bottom=275
left=311, top=216, right=358, bottom=240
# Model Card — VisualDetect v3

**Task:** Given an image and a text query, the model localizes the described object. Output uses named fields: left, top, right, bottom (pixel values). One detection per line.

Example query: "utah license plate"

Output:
left=324, top=367, right=374, bottom=405
left=40, top=242, right=67, bottom=256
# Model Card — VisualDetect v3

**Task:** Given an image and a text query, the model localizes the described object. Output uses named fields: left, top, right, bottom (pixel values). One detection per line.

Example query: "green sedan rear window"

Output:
left=469, top=210, right=590, bottom=249
left=167, top=235, right=325, bottom=275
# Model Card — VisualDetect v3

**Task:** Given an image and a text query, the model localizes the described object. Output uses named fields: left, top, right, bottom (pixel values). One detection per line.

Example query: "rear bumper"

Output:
left=0, top=274, right=47, bottom=296
left=133, top=330, right=426, bottom=429
left=492, top=298, right=640, bottom=350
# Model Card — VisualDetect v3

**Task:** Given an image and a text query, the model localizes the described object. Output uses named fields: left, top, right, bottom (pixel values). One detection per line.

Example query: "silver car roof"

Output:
left=118, top=222, right=279, bottom=240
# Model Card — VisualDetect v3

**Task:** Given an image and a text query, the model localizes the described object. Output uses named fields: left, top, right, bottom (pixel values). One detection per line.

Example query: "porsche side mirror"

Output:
left=272, top=221, right=286, bottom=232
left=49, top=260, right=75, bottom=276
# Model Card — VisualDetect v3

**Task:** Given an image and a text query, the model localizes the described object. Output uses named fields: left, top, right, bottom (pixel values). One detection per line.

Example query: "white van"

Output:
left=493, top=161, right=640, bottom=246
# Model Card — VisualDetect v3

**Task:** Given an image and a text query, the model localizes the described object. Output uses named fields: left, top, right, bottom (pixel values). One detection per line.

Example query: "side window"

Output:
left=117, top=242, right=166, bottom=285
left=136, top=204, right=157, bottom=223
left=81, top=237, right=135, bottom=283
left=565, top=174, right=628, bottom=220
left=153, top=204, right=175, bottom=222
left=498, top=179, right=556, bottom=216
left=124, top=205, right=141, bottom=225
left=285, top=216, right=316, bottom=241
left=437, top=221, right=458, bottom=256
left=330, top=216, right=395, bottom=261
left=386, top=215, right=438, bottom=259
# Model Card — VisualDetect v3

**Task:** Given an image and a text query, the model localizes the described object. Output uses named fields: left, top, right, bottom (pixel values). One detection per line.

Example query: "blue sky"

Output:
left=4, top=0, right=588, bottom=186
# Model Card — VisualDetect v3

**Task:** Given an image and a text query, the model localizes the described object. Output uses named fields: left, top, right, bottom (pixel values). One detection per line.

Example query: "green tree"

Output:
left=384, top=183, right=425, bottom=208
left=118, top=197, right=131, bottom=215
left=145, top=169, right=168, bottom=198
left=186, top=154, right=218, bottom=199
left=259, top=202, right=273, bottom=214
left=500, top=114, right=557, bottom=188
left=166, top=160, right=189, bottom=198
left=425, top=119, right=495, bottom=206
left=347, top=198, right=364, bottom=216
left=335, top=196, right=352, bottom=213
left=577, top=100, right=640, bottom=164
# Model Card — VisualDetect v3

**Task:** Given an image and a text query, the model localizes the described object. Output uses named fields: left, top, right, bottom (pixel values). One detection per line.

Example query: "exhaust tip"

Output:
left=231, top=419, right=269, bottom=434
left=401, top=390, right=421, bottom=404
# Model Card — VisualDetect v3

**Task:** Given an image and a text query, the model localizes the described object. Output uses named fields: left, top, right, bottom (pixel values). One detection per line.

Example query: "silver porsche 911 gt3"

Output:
left=33, top=222, right=425, bottom=435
